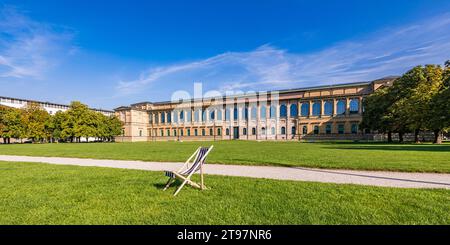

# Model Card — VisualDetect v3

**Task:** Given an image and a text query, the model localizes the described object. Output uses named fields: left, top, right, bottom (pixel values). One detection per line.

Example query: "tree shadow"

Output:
left=324, top=144, right=450, bottom=152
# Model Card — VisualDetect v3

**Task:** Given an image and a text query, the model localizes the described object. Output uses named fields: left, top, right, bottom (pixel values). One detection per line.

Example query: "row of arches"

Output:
left=152, top=99, right=360, bottom=124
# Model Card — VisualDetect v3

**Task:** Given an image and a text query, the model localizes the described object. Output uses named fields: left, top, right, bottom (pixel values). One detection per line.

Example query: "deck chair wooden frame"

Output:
left=163, top=145, right=213, bottom=196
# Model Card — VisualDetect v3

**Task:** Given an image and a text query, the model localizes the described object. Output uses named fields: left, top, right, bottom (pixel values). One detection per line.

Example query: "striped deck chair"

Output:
left=163, top=145, right=214, bottom=196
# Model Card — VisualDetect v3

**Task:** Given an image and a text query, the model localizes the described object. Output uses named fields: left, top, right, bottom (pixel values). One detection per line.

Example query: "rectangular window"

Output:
left=351, top=124, right=358, bottom=134
left=338, top=124, right=345, bottom=134
left=326, top=124, right=332, bottom=134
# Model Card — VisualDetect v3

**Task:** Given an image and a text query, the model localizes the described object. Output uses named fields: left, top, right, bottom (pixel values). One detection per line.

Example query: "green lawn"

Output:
left=0, top=141, right=449, bottom=172
left=0, top=161, right=449, bottom=225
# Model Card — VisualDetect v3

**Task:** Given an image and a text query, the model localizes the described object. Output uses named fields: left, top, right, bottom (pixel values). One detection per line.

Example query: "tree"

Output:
left=361, top=62, right=449, bottom=143
left=22, top=102, right=51, bottom=143
left=0, top=106, right=25, bottom=143
left=361, top=87, right=395, bottom=142
left=106, top=115, right=123, bottom=142
left=397, top=65, right=443, bottom=142
left=427, top=61, right=450, bottom=143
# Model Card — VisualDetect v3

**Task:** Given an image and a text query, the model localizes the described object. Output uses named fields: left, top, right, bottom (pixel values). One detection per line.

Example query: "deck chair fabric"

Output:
left=163, top=145, right=213, bottom=196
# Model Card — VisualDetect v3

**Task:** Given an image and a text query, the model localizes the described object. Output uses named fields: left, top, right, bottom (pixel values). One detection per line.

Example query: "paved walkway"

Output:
left=1, top=155, right=449, bottom=189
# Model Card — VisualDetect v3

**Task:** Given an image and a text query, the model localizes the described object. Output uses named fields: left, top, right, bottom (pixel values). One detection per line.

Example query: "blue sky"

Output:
left=1, top=0, right=450, bottom=110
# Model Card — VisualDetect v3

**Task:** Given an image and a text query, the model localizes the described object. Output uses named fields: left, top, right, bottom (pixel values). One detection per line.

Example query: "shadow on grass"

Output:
left=324, top=144, right=450, bottom=152
left=153, top=179, right=184, bottom=190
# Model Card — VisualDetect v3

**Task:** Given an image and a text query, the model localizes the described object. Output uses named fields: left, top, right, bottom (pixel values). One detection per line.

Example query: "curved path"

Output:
left=0, top=155, right=449, bottom=189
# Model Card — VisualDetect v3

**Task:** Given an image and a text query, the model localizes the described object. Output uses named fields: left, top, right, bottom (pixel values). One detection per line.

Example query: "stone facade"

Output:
left=114, top=77, right=396, bottom=142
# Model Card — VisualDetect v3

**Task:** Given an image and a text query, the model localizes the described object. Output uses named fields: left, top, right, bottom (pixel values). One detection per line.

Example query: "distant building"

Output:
left=115, top=77, right=397, bottom=142
left=0, top=96, right=114, bottom=116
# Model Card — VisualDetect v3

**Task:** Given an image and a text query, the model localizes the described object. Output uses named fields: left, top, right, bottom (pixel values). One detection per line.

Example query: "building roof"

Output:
left=0, top=95, right=114, bottom=113
left=114, top=76, right=399, bottom=111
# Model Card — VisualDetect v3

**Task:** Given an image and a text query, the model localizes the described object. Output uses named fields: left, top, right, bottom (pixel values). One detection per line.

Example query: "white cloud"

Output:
left=0, top=5, right=75, bottom=79
left=117, top=12, right=450, bottom=96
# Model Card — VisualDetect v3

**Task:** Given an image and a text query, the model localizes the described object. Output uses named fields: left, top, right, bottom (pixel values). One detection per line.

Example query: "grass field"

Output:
left=0, top=141, right=449, bottom=173
left=0, top=161, right=449, bottom=225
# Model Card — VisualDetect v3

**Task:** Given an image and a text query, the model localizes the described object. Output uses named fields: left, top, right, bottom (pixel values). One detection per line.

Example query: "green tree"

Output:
left=107, top=115, right=123, bottom=142
left=361, top=87, right=396, bottom=142
left=0, top=106, right=25, bottom=143
left=22, top=102, right=51, bottom=143
left=428, top=61, right=450, bottom=143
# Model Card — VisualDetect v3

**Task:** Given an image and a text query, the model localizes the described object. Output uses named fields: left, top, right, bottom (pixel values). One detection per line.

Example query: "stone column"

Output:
left=320, top=100, right=325, bottom=117
left=333, top=99, right=337, bottom=116
left=346, top=98, right=350, bottom=116
left=309, top=100, right=313, bottom=117
left=298, top=101, right=302, bottom=116
left=358, top=96, right=363, bottom=114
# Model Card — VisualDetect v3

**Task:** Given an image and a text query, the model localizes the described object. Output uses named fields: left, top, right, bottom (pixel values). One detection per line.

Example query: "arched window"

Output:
left=302, top=125, right=308, bottom=134
left=155, top=114, right=159, bottom=124
left=349, top=99, right=359, bottom=114
left=225, top=108, right=231, bottom=121
left=202, top=129, right=206, bottom=136
left=336, top=100, right=346, bottom=115
left=290, top=104, right=298, bottom=117
left=161, top=112, right=166, bottom=123
left=226, top=128, right=230, bottom=135
left=173, top=112, right=177, bottom=123
left=301, top=103, right=310, bottom=116
left=167, top=129, right=170, bottom=136
left=209, top=128, right=213, bottom=135
left=180, top=110, right=184, bottom=121
left=281, top=127, right=286, bottom=135
left=180, top=129, right=184, bottom=136
left=217, top=109, right=222, bottom=120
left=167, top=112, right=172, bottom=123
left=280, top=104, right=287, bottom=118
left=194, top=129, right=198, bottom=136
left=312, top=102, right=321, bottom=116
left=217, top=128, right=222, bottom=135
left=233, top=107, right=238, bottom=121
left=187, top=129, right=191, bottom=136
left=194, top=110, right=200, bottom=122
left=270, top=105, right=276, bottom=118
left=251, top=106, right=257, bottom=120
left=160, top=129, right=164, bottom=136
left=291, top=126, right=296, bottom=135
left=243, top=128, right=247, bottom=135
left=243, top=107, right=248, bottom=120
left=187, top=110, right=192, bottom=122
left=210, top=110, right=215, bottom=121
left=202, top=109, right=206, bottom=122
left=260, top=105, right=267, bottom=119
left=326, top=124, right=332, bottom=134
left=324, top=101, right=333, bottom=115
left=252, top=127, right=256, bottom=135
left=139, top=130, right=142, bottom=137
left=271, top=127, right=275, bottom=135
left=313, top=125, right=319, bottom=134
left=173, top=129, right=177, bottom=136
